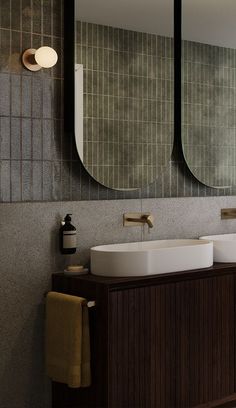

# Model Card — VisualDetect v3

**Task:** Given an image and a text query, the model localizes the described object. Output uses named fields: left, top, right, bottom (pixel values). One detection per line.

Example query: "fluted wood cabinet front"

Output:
left=109, top=285, right=176, bottom=408
left=108, top=275, right=235, bottom=408
left=175, top=276, right=235, bottom=408
left=52, top=266, right=236, bottom=408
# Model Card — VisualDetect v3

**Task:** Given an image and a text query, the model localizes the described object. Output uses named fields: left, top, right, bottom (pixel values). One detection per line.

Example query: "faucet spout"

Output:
left=142, top=214, right=154, bottom=228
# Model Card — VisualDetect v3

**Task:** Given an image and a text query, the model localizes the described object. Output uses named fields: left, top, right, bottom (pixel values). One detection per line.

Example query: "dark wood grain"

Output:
left=195, top=392, right=236, bottom=407
left=108, top=284, right=176, bottom=408
left=175, top=275, right=235, bottom=407
left=52, top=264, right=236, bottom=408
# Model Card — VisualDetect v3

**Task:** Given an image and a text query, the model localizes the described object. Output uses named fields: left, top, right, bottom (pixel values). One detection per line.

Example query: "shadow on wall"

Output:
left=0, top=304, right=51, bottom=408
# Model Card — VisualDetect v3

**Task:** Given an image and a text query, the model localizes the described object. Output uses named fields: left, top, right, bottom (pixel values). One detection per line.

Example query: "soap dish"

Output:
left=64, top=268, right=89, bottom=276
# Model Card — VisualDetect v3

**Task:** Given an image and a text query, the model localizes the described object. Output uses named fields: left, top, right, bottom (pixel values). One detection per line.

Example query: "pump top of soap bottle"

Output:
left=61, top=214, right=73, bottom=226
left=62, top=214, right=76, bottom=231
left=65, top=214, right=72, bottom=223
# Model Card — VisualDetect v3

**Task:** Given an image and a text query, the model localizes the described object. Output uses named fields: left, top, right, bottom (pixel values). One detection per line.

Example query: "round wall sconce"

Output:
left=22, top=46, right=58, bottom=72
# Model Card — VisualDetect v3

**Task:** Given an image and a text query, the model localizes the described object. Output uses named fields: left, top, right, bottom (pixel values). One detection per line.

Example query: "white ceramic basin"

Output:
left=200, top=233, right=236, bottom=262
left=90, top=239, right=213, bottom=277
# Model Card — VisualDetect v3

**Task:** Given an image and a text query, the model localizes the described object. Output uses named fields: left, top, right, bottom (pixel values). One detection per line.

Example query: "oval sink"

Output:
left=90, top=239, right=213, bottom=277
left=200, top=233, right=236, bottom=262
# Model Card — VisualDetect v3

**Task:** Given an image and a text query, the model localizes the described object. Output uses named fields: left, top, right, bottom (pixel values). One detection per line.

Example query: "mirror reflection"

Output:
left=75, top=0, right=174, bottom=190
left=182, top=0, right=236, bottom=188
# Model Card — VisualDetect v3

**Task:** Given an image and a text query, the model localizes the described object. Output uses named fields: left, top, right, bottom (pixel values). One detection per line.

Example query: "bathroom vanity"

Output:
left=52, top=264, right=236, bottom=408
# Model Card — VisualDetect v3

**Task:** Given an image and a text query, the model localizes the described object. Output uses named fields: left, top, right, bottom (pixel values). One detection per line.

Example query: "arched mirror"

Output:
left=74, top=0, right=174, bottom=190
left=182, top=0, right=236, bottom=188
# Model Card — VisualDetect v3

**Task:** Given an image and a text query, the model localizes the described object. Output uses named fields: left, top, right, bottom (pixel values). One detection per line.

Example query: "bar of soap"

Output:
left=64, top=268, right=88, bottom=276
left=67, top=265, right=84, bottom=272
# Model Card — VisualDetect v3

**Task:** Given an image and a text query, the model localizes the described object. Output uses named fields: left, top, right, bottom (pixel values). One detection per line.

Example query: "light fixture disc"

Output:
left=22, top=48, right=42, bottom=72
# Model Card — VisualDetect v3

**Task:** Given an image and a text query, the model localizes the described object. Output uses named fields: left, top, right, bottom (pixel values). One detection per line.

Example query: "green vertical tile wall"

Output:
left=182, top=40, right=236, bottom=189
left=0, top=0, right=235, bottom=201
left=76, top=21, right=174, bottom=190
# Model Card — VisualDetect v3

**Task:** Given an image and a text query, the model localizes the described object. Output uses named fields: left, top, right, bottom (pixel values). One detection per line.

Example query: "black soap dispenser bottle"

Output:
left=60, top=214, right=77, bottom=254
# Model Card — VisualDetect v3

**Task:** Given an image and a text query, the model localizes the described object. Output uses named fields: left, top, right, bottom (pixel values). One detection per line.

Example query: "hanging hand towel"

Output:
left=45, top=291, right=91, bottom=388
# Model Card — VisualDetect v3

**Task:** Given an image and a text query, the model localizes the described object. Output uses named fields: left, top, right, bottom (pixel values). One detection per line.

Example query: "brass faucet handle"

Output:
left=221, top=208, right=236, bottom=219
left=123, top=213, right=154, bottom=227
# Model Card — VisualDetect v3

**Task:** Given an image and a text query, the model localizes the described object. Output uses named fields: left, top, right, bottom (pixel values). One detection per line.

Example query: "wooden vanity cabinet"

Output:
left=52, top=264, right=236, bottom=408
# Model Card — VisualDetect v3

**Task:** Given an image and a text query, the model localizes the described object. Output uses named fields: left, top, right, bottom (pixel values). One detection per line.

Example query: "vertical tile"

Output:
left=11, top=118, right=21, bottom=159
left=0, top=160, right=10, bottom=201
left=22, top=75, right=32, bottom=117
left=11, top=0, right=21, bottom=30
left=170, top=161, right=178, bottom=197
left=51, top=119, right=61, bottom=160
left=43, top=76, right=52, bottom=118
left=32, top=160, right=43, bottom=200
left=0, top=0, right=11, bottom=29
left=52, top=36, right=62, bottom=78
left=11, top=161, right=21, bottom=201
left=33, top=0, right=42, bottom=34
left=123, top=188, right=141, bottom=200
left=71, top=161, right=81, bottom=200
left=97, top=182, right=109, bottom=200
left=10, top=31, right=22, bottom=73
left=107, top=188, right=118, bottom=200
left=61, top=161, right=71, bottom=201
left=80, top=165, right=91, bottom=200
left=43, top=0, right=52, bottom=36
left=32, top=76, right=42, bottom=118
left=22, top=118, right=32, bottom=159
left=22, top=160, right=32, bottom=201
left=32, top=32, right=42, bottom=50
left=52, top=79, right=62, bottom=119
left=52, top=161, right=61, bottom=200
left=22, top=33, right=32, bottom=76
left=22, top=0, right=32, bottom=32
left=32, top=119, right=42, bottom=160
left=11, top=75, right=21, bottom=117
left=176, top=161, right=186, bottom=197
left=0, top=117, right=10, bottom=159
left=61, top=129, right=72, bottom=161
left=52, top=0, right=61, bottom=37
left=42, top=119, right=52, bottom=160
left=0, top=74, right=10, bottom=115
left=43, top=161, right=52, bottom=200
left=0, top=28, right=10, bottom=72
left=89, top=176, right=99, bottom=200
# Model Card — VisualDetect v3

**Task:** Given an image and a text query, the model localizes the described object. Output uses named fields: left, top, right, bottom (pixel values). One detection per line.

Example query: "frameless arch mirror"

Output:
left=182, top=0, right=236, bottom=188
left=74, top=0, right=174, bottom=190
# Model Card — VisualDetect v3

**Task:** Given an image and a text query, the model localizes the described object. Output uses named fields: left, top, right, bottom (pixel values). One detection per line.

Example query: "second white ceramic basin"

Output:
left=200, top=233, right=236, bottom=262
left=90, top=239, right=213, bottom=277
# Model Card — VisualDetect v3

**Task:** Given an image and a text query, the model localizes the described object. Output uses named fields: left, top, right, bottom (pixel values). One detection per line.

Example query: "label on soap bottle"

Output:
left=63, top=231, right=76, bottom=249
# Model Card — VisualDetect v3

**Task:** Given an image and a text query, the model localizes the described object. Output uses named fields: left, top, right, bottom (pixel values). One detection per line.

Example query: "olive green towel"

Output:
left=45, top=291, right=91, bottom=388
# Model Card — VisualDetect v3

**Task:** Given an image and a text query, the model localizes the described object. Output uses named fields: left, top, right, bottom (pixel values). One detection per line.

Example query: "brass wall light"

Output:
left=22, top=46, right=58, bottom=71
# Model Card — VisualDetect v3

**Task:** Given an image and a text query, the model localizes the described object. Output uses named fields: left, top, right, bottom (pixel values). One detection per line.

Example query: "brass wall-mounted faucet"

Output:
left=123, top=213, right=154, bottom=228
left=221, top=208, right=236, bottom=219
